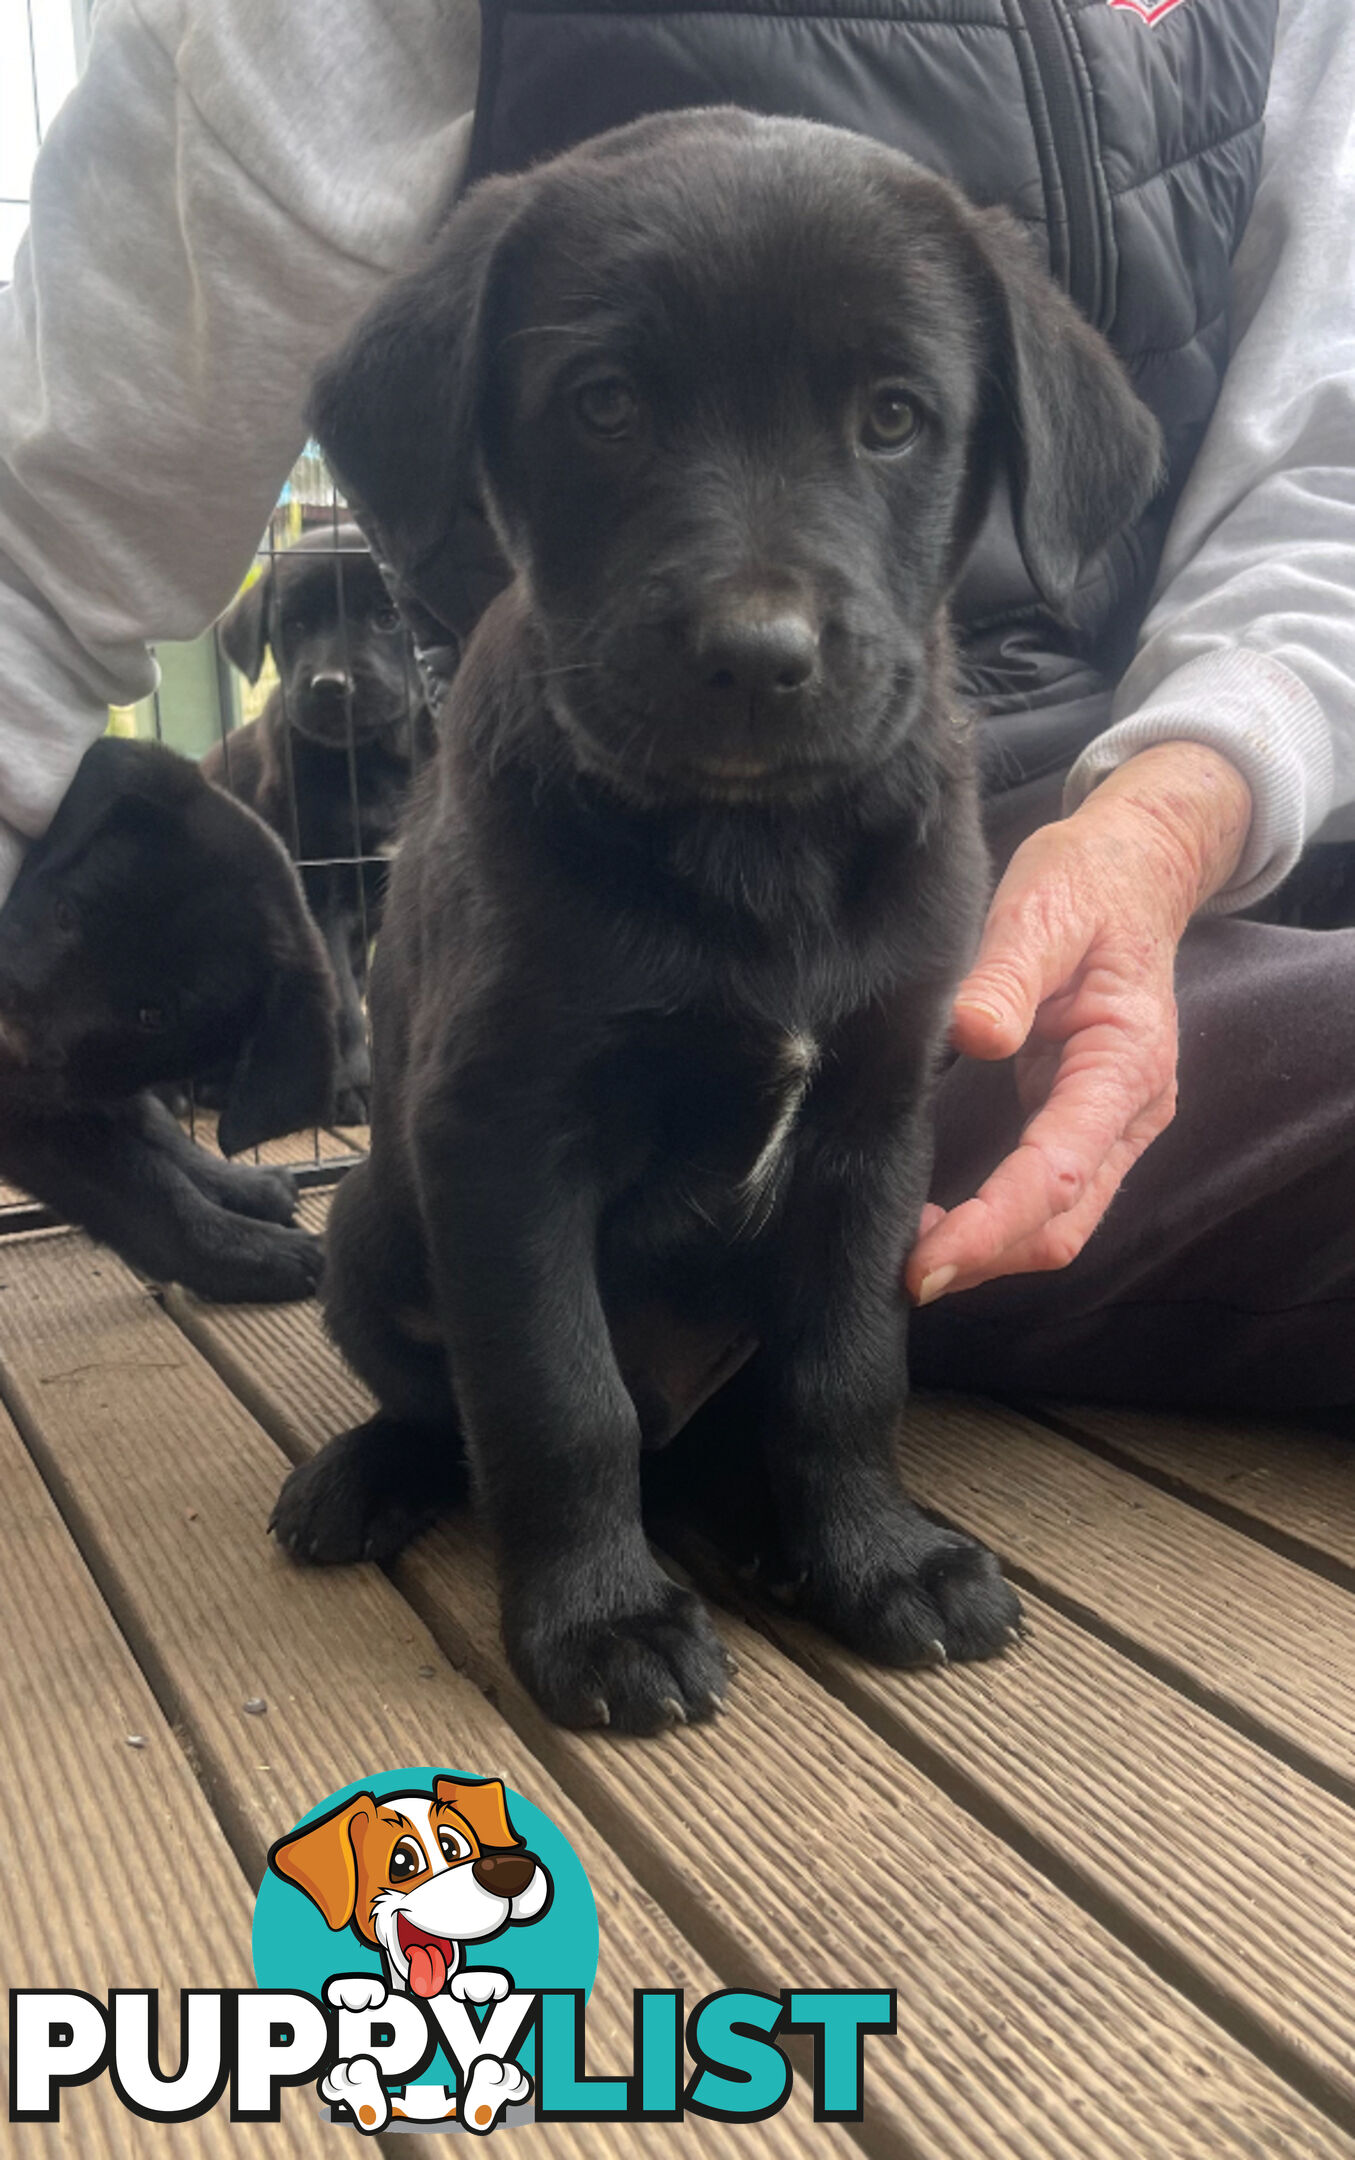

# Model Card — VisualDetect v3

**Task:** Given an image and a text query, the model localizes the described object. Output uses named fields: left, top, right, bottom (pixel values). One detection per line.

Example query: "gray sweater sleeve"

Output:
left=1065, top=0, right=1355, bottom=911
left=0, top=0, right=480, bottom=900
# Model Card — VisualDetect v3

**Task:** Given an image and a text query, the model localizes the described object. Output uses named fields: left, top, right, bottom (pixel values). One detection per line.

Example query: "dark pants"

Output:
left=911, top=919, right=1355, bottom=1411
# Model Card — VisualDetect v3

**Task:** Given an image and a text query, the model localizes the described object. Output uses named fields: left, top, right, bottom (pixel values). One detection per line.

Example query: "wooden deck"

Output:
left=2, top=1158, right=1354, bottom=2156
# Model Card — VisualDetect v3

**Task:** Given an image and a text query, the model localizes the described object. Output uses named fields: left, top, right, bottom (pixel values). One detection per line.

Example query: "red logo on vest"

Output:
left=1108, top=0, right=1192, bottom=21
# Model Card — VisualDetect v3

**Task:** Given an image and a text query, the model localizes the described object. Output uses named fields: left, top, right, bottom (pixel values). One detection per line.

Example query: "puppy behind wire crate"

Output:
left=204, top=523, right=435, bottom=1121
left=274, top=110, right=1164, bottom=1734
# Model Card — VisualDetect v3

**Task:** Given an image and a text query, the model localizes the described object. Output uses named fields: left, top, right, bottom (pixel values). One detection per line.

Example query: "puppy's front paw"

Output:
left=226, top=1223, right=324, bottom=1303
left=449, top=1968, right=510, bottom=2008
left=270, top=1415, right=464, bottom=1566
left=510, top=1574, right=731, bottom=1735
left=325, top=1973, right=388, bottom=2014
left=176, top=1221, right=323, bottom=1305
left=794, top=1510, right=1021, bottom=1668
left=215, top=1161, right=299, bottom=1226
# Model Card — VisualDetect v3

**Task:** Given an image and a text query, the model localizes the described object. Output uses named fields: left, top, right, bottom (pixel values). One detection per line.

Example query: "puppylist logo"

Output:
left=10, top=1766, right=895, bottom=2135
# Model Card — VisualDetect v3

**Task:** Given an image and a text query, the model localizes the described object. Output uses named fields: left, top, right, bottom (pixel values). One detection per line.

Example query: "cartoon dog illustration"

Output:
left=270, top=1775, right=551, bottom=2133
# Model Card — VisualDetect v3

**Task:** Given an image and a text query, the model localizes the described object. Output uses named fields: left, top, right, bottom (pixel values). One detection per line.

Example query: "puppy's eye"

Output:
left=53, top=899, right=79, bottom=937
left=437, top=1827, right=470, bottom=1864
left=371, top=605, right=402, bottom=634
left=861, top=384, right=922, bottom=456
left=136, top=1004, right=166, bottom=1032
left=389, top=1839, right=426, bottom=1882
left=573, top=375, right=639, bottom=441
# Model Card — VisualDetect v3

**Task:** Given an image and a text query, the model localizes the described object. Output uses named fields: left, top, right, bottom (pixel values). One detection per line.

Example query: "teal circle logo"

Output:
left=253, top=1767, right=597, bottom=2131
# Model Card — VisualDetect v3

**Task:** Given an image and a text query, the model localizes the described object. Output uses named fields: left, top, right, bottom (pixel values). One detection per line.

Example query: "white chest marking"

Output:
left=735, top=1030, right=819, bottom=1229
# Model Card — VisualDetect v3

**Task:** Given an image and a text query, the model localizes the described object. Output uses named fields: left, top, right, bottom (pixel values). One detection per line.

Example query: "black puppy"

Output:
left=0, top=737, right=338, bottom=1301
left=205, top=526, right=434, bottom=1119
left=274, top=112, right=1162, bottom=1731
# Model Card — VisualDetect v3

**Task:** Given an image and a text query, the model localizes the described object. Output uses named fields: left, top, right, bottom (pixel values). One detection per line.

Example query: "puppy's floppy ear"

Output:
left=217, top=935, right=338, bottom=1157
left=217, top=566, right=272, bottom=684
left=269, top=1794, right=377, bottom=1930
left=434, top=1775, right=522, bottom=1851
left=971, top=207, right=1165, bottom=606
left=307, top=171, right=532, bottom=585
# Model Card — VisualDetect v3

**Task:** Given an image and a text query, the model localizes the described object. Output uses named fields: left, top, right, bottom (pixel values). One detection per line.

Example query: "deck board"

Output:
left=0, top=1232, right=832, bottom=2159
left=1032, top=1401, right=1355, bottom=1573
left=894, top=1397, right=1355, bottom=1795
left=0, top=1400, right=329, bottom=2155
left=168, top=1250, right=1355, bottom=2160
left=740, top=1579, right=1355, bottom=2122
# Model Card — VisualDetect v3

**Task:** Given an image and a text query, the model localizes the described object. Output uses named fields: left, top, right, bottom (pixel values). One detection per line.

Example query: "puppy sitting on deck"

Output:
left=273, top=112, right=1162, bottom=1730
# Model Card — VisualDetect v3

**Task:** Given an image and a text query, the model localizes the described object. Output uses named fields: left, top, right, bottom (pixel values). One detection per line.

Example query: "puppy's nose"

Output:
left=472, top=1851, right=537, bottom=1899
left=695, top=607, right=819, bottom=700
left=308, top=669, right=353, bottom=697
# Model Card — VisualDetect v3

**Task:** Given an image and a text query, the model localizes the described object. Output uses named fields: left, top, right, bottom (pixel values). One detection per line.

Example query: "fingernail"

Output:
left=916, top=1265, right=957, bottom=1307
left=957, top=1000, right=1005, bottom=1024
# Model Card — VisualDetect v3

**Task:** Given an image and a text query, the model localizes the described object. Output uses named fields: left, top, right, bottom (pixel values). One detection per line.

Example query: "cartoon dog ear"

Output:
left=269, top=1795, right=377, bottom=1930
left=434, top=1776, right=522, bottom=1851
left=217, top=566, right=273, bottom=684
left=217, top=927, right=338, bottom=1158
left=970, top=205, right=1165, bottom=607
left=307, top=170, right=533, bottom=594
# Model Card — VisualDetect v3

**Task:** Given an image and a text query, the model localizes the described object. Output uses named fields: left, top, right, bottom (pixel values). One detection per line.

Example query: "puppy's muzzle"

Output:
left=471, top=1850, right=538, bottom=1899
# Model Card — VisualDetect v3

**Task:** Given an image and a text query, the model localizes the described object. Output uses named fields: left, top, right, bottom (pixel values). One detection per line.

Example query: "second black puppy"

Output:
left=275, top=112, right=1162, bottom=1731
left=205, top=526, right=434, bottom=1118
left=0, top=737, right=337, bottom=1301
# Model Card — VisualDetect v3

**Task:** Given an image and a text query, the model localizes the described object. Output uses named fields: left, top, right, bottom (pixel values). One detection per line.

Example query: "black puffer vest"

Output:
left=422, top=0, right=1278, bottom=799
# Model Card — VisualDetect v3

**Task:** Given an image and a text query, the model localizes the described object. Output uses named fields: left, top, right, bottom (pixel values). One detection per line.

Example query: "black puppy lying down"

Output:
left=275, top=111, right=1162, bottom=1730
left=0, top=738, right=338, bottom=1302
left=205, top=527, right=435, bottom=1119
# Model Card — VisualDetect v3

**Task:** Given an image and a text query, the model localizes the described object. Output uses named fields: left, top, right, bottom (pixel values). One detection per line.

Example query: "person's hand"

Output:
left=905, top=740, right=1253, bottom=1305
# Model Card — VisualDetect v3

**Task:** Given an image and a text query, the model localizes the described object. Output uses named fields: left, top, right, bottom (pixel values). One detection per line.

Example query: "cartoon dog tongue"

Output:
left=406, top=1941, right=449, bottom=1999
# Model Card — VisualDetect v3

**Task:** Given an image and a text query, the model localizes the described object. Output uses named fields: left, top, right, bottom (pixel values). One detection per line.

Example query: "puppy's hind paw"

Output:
left=321, top=2056, right=389, bottom=2134
left=461, top=2055, right=532, bottom=2134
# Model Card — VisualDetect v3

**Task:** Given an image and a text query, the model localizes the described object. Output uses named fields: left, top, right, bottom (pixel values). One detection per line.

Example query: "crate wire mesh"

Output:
left=180, top=458, right=433, bottom=1176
